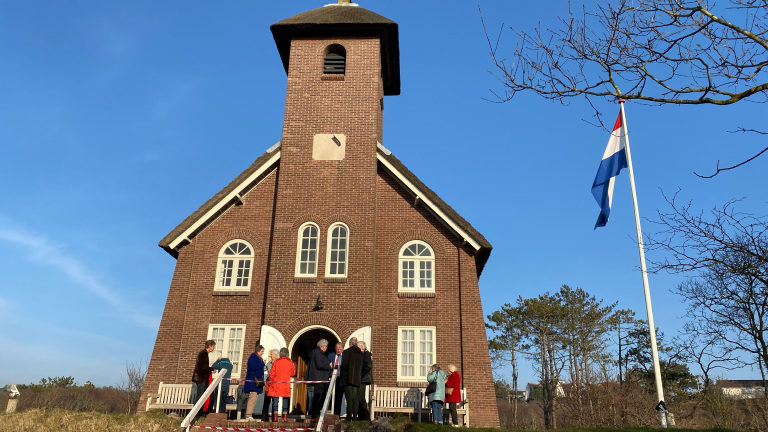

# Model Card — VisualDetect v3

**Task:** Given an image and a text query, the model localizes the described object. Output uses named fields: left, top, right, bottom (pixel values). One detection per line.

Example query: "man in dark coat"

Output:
left=357, top=341, right=373, bottom=421
left=305, top=339, right=331, bottom=418
left=340, top=338, right=364, bottom=420
left=192, top=340, right=217, bottom=409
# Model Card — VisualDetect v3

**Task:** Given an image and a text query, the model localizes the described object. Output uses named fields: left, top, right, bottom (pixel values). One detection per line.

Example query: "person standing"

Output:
left=340, top=338, right=363, bottom=421
left=260, top=349, right=279, bottom=421
left=269, top=347, right=295, bottom=421
left=306, top=339, right=331, bottom=418
left=426, top=364, right=446, bottom=424
left=357, top=341, right=373, bottom=421
left=192, top=340, right=217, bottom=407
left=211, top=357, right=234, bottom=413
left=444, top=364, right=462, bottom=426
left=327, top=342, right=344, bottom=415
left=244, top=345, right=266, bottom=420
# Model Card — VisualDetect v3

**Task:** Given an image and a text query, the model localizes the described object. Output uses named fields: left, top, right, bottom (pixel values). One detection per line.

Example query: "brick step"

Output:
left=198, top=413, right=340, bottom=431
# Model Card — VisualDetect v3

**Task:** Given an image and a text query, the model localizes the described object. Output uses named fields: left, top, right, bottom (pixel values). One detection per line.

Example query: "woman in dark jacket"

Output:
left=444, top=364, right=462, bottom=426
left=244, top=345, right=266, bottom=420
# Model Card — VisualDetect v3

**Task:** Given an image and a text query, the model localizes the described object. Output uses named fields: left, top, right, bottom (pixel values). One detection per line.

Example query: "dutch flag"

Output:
left=591, top=110, right=628, bottom=228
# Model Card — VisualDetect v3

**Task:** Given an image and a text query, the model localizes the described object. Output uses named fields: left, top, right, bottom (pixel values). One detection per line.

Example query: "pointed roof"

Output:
left=270, top=3, right=401, bottom=95
left=158, top=144, right=492, bottom=276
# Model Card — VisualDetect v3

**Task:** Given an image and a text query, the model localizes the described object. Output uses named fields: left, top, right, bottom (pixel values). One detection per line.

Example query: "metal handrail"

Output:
left=315, top=358, right=339, bottom=432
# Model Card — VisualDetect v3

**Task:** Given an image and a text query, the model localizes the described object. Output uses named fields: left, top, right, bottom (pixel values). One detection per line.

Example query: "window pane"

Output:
left=220, top=260, right=233, bottom=286
left=209, top=325, right=245, bottom=377
left=236, top=259, right=251, bottom=287
left=298, top=225, right=318, bottom=276
left=401, top=330, right=415, bottom=378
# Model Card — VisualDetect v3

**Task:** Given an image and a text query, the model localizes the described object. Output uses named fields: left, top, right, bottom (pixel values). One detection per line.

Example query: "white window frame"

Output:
left=397, top=326, right=436, bottom=381
left=398, top=240, right=435, bottom=293
left=325, top=222, right=349, bottom=278
left=214, top=240, right=254, bottom=292
left=207, top=324, right=246, bottom=379
left=295, top=222, right=320, bottom=277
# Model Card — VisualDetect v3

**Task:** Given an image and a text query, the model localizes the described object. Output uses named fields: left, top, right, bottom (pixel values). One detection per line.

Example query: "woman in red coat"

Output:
left=269, top=347, right=296, bottom=421
left=444, top=364, right=462, bottom=426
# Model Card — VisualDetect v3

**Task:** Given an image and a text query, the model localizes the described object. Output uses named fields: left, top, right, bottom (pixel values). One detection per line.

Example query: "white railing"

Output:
left=181, top=369, right=226, bottom=430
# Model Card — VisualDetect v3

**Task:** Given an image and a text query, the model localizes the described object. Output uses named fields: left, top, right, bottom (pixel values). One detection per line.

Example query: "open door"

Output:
left=260, top=325, right=287, bottom=360
left=289, top=326, right=341, bottom=417
left=346, top=326, right=372, bottom=352
left=294, top=357, right=308, bottom=414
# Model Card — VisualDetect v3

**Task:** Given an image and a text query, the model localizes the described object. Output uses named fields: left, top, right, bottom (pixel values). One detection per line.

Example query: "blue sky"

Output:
left=1, top=1, right=765, bottom=388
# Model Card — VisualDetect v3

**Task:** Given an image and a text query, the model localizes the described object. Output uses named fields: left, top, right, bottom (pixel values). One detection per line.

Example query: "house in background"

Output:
left=138, top=0, right=499, bottom=427
left=717, top=380, right=767, bottom=399
left=524, top=382, right=566, bottom=402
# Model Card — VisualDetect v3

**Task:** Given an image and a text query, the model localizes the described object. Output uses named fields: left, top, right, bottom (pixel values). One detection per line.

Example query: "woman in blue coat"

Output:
left=244, top=345, right=266, bottom=420
left=426, top=364, right=447, bottom=424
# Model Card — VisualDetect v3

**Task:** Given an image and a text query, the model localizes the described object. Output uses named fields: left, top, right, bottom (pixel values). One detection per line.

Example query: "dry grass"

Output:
left=0, top=409, right=180, bottom=432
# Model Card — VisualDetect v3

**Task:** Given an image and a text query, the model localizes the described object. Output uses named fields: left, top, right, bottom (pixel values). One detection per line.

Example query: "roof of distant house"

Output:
left=717, top=380, right=766, bottom=388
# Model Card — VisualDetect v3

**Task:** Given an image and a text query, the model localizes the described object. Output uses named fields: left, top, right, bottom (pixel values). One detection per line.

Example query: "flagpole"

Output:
left=619, top=99, right=668, bottom=428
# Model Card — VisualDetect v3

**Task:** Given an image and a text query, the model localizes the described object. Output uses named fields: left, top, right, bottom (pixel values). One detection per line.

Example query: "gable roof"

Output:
left=158, top=143, right=281, bottom=256
left=158, top=144, right=492, bottom=276
left=270, top=4, right=400, bottom=95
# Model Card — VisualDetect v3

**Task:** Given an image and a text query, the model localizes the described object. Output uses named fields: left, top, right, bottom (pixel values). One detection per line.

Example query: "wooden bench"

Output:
left=370, top=385, right=468, bottom=426
left=146, top=382, right=240, bottom=414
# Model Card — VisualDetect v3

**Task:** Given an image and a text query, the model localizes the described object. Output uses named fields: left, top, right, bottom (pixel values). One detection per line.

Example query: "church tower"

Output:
left=262, top=1, right=400, bottom=331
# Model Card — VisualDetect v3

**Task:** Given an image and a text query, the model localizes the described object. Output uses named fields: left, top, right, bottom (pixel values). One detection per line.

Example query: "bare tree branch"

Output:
left=694, top=145, right=768, bottom=178
left=484, top=0, right=768, bottom=175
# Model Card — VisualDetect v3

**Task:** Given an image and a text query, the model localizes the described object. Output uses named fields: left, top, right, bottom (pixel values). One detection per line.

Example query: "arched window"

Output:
left=296, top=223, right=319, bottom=277
left=398, top=241, right=434, bottom=292
left=323, top=44, right=346, bottom=74
left=215, top=240, right=254, bottom=291
left=325, top=223, right=349, bottom=277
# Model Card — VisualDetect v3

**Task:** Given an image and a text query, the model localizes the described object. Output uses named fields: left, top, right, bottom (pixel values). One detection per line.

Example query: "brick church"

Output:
left=140, top=1, right=499, bottom=427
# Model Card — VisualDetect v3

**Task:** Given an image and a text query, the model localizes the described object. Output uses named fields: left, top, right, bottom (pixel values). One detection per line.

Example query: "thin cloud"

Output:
left=0, top=219, right=159, bottom=329
left=0, top=296, right=9, bottom=317
left=152, top=79, right=197, bottom=121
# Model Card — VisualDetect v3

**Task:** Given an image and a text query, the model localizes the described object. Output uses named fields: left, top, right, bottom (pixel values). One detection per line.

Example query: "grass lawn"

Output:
left=0, top=410, right=748, bottom=432
left=0, top=409, right=180, bottom=432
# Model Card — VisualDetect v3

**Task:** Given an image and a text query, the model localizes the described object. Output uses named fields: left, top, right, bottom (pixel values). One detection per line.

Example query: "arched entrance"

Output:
left=288, top=326, right=340, bottom=416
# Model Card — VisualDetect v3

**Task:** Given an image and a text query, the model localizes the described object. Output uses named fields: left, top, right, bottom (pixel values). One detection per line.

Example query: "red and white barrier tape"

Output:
left=224, top=379, right=329, bottom=384
left=191, top=426, right=313, bottom=432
